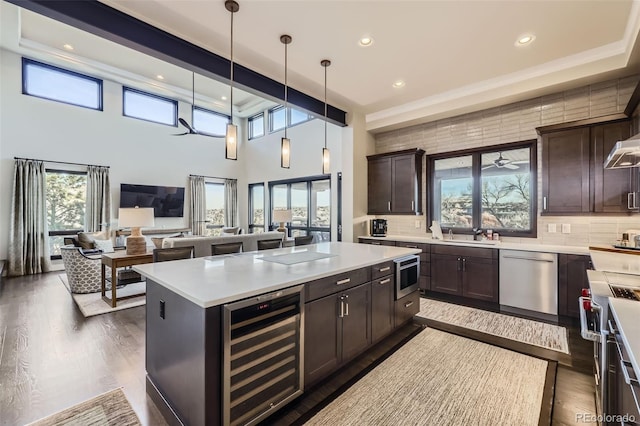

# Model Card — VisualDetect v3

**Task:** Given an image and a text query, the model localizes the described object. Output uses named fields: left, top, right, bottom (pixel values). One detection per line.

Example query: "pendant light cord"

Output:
left=230, top=8, right=234, bottom=122
left=324, top=63, right=327, bottom=149
left=284, top=39, right=288, bottom=139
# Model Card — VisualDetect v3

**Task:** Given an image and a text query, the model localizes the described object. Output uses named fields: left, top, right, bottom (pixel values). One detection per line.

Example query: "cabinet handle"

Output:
left=379, top=278, right=391, bottom=285
left=462, top=258, right=466, bottom=272
left=411, top=200, right=414, bottom=211
left=406, top=245, right=418, bottom=249
left=543, top=196, right=547, bottom=211
left=371, top=242, right=381, bottom=245
left=388, top=201, right=391, bottom=211
left=404, top=301, right=414, bottom=308
left=379, top=266, right=391, bottom=272
left=344, top=295, right=349, bottom=316
left=628, top=193, right=633, bottom=210
left=336, top=278, right=351, bottom=285
left=339, top=296, right=345, bottom=318
left=457, top=257, right=461, bottom=271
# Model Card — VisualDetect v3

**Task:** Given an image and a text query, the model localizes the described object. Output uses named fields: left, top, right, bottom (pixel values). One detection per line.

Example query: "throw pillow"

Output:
left=93, top=239, right=114, bottom=253
left=151, top=237, right=165, bottom=249
left=78, top=231, right=108, bottom=250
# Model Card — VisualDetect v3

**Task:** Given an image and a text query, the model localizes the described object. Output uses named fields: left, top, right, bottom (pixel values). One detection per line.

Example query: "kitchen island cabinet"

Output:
left=135, top=242, right=421, bottom=426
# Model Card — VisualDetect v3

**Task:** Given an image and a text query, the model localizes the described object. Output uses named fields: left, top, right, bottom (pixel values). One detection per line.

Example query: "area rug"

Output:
left=26, top=388, right=141, bottom=426
left=417, top=298, right=570, bottom=354
left=305, top=328, right=549, bottom=426
left=59, top=274, right=145, bottom=317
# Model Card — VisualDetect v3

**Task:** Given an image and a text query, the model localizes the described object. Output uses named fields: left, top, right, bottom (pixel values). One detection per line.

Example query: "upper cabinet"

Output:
left=367, top=149, right=425, bottom=215
left=540, top=118, right=633, bottom=214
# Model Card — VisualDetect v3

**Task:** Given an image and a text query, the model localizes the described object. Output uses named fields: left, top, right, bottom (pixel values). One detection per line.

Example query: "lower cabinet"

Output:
left=430, top=246, right=499, bottom=303
left=395, top=290, right=420, bottom=327
left=371, top=275, right=394, bottom=343
left=558, top=254, right=592, bottom=318
left=304, top=282, right=371, bottom=387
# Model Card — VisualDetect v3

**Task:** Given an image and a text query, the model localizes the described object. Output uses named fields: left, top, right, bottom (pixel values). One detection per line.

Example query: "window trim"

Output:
left=268, top=105, right=314, bottom=134
left=268, top=174, right=331, bottom=239
left=192, top=105, right=230, bottom=137
left=22, top=57, right=103, bottom=111
left=248, top=112, right=265, bottom=140
left=427, top=140, right=537, bottom=238
left=248, top=182, right=265, bottom=233
left=122, top=86, right=178, bottom=127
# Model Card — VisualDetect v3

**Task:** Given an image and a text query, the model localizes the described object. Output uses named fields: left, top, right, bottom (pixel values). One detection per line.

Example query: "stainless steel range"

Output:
left=581, top=270, right=640, bottom=423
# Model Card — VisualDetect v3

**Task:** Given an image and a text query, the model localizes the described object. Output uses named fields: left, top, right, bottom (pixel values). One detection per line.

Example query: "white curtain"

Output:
left=224, top=179, right=237, bottom=227
left=86, top=165, right=111, bottom=234
left=8, top=159, right=51, bottom=276
left=189, top=175, right=206, bottom=235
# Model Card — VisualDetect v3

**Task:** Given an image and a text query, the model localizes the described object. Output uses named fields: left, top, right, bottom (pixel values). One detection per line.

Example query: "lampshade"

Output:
left=226, top=123, right=237, bottom=160
left=281, top=137, right=290, bottom=168
left=322, top=147, right=330, bottom=174
left=273, top=209, right=292, bottom=223
left=118, top=207, right=155, bottom=228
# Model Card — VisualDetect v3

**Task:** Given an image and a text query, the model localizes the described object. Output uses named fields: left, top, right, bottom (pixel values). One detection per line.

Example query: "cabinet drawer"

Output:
left=431, top=244, right=496, bottom=259
left=368, top=239, right=396, bottom=246
left=395, top=241, right=428, bottom=252
left=421, top=261, right=431, bottom=276
left=394, top=290, right=420, bottom=327
left=371, top=261, right=394, bottom=280
left=305, top=267, right=371, bottom=302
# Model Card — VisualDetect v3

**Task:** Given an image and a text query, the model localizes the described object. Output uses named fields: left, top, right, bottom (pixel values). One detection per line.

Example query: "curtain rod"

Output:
left=14, top=157, right=110, bottom=169
left=190, top=174, right=236, bottom=181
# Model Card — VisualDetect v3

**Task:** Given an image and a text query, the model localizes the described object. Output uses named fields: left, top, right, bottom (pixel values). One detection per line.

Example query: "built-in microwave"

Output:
left=394, top=255, right=420, bottom=299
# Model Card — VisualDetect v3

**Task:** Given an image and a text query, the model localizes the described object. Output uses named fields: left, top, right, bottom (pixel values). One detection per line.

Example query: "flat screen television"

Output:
left=120, top=183, right=185, bottom=218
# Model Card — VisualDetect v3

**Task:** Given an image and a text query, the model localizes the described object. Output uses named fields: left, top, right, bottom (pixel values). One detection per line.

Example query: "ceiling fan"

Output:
left=482, top=152, right=519, bottom=170
left=173, top=72, right=198, bottom=136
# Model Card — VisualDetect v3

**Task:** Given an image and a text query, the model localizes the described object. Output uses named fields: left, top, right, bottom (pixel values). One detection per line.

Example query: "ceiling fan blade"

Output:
left=172, top=132, right=189, bottom=136
left=178, top=117, right=198, bottom=134
left=503, top=163, right=519, bottom=169
left=482, top=164, right=495, bottom=170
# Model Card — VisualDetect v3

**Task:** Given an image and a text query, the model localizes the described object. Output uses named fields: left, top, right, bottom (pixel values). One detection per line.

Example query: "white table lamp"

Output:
left=119, top=207, right=155, bottom=255
left=273, top=209, right=292, bottom=233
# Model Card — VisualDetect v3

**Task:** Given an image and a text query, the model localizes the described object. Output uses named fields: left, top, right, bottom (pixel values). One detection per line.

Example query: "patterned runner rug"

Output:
left=305, top=328, right=549, bottom=426
left=416, top=298, right=570, bottom=354
left=26, top=388, right=141, bottom=426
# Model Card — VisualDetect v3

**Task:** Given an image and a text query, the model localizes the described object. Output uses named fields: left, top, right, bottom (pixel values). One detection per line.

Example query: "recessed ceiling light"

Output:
left=221, top=96, right=228, bottom=101
left=358, top=36, right=373, bottom=47
left=63, top=43, right=74, bottom=51
left=156, top=75, right=165, bottom=80
left=515, top=34, right=535, bottom=46
left=392, top=80, right=405, bottom=89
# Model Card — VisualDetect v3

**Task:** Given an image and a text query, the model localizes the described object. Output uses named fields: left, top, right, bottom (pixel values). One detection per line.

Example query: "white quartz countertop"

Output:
left=134, top=242, right=420, bottom=308
left=360, top=234, right=589, bottom=255
left=608, top=298, right=640, bottom=379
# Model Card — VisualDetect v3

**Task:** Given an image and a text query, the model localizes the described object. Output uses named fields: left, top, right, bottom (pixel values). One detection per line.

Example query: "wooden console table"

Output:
left=101, top=250, right=153, bottom=307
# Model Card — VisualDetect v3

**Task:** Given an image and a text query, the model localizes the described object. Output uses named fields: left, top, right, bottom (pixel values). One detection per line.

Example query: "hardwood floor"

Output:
left=0, top=272, right=597, bottom=425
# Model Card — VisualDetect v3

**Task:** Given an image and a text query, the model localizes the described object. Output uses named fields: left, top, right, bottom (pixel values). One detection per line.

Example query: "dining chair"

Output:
left=153, top=246, right=195, bottom=262
left=257, top=239, right=283, bottom=251
left=211, top=241, right=243, bottom=255
left=294, top=235, right=314, bottom=246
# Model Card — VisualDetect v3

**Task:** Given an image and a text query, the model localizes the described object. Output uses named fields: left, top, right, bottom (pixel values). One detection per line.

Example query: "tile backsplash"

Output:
left=373, top=74, right=640, bottom=248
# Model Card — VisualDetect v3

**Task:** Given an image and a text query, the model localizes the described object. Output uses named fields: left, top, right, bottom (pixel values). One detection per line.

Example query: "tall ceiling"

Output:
left=3, top=1, right=640, bottom=133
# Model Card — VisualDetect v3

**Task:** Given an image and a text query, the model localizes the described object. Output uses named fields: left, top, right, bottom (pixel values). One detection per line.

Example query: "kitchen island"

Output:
left=134, top=242, right=420, bottom=426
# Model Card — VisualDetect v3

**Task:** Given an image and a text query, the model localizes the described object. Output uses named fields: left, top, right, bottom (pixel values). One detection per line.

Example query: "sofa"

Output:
left=162, top=231, right=285, bottom=258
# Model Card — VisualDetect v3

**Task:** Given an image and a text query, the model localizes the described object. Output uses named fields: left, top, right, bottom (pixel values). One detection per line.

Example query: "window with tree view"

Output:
left=46, top=170, right=87, bottom=257
left=431, top=143, right=535, bottom=237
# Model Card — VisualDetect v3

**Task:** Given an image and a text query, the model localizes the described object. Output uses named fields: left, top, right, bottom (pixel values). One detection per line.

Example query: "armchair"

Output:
left=60, top=247, right=111, bottom=294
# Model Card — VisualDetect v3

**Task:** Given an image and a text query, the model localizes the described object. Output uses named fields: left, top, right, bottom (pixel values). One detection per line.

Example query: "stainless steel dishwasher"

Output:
left=223, top=285, right=304, bottom=426
left=499, top=250, right=558, bottom=317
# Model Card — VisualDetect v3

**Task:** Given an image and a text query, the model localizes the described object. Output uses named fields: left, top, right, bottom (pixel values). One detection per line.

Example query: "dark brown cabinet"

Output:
left=430, top=245, right=499, bottom=302
left=541, top=119, right=633, bottom=214
left=394, top=290, right=420, bottom=327
left=371, top=275, right=394, bottom=343
left=367, top=149, right=424, bottom=215
left=558, top=254, right=591, bottom=318
left=304, top=282, right=371, bottom=388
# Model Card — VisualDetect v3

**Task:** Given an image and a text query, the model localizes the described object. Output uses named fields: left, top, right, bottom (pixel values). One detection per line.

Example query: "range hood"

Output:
left=604, top=134, right=640, bottom=169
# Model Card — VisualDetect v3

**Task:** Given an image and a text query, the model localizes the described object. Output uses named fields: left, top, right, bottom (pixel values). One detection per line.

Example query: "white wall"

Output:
left=0, top=48, right=347, bottom=260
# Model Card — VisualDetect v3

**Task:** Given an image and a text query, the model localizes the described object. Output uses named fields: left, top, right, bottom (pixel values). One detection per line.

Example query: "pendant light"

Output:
left=280, top=34, right=292, bottom=169
left=321, top=59, right=331, bottom=174
left=225, top=0, right=239, bottom=160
